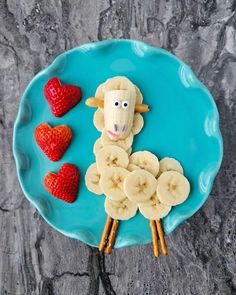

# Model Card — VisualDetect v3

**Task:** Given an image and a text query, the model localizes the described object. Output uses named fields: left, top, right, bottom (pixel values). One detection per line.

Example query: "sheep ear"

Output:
left=132, top=113, right=144, bottom=135
left=85, top=98, right=104, bottom=108
left=135, top=104, right=149, bottom=113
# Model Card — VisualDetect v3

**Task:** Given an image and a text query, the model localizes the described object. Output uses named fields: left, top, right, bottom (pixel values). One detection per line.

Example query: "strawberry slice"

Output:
left=34, top=123, right=72, bottom=161
left=44, top=77, right=82, bottom=117
left=44, top=163, right=80, bottom=203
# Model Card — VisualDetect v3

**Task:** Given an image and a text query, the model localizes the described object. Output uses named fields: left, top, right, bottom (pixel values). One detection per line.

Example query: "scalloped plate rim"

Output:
left=13, top=39, right=223, bottom=248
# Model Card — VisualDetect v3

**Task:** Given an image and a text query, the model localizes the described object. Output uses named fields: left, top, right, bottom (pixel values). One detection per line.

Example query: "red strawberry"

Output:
left=44, top=163, right=80, bottom=203
left=34, top=123, right=72, bottom=161
left=44, top=77, right=82, bottom=117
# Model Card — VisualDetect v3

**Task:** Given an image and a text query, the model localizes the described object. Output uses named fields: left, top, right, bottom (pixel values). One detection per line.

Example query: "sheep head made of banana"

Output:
left=86, top=83, right=149, bottom=141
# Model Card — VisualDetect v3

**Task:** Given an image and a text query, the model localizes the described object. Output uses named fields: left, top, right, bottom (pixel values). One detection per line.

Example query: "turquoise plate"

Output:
left=13, top=39, right=223, bottom=248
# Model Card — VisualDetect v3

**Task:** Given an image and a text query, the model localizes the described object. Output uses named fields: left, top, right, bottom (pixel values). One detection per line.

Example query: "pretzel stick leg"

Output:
left=150, top=220, right=159, bottom=257
left=105, top=220, right=119, bottom=254
left=155, top=220, right=168, bottom=256
left=99, top=216, right=113, bottom=252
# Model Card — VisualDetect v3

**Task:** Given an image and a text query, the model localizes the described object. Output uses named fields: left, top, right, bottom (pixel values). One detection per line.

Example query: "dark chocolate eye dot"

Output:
left=122, top=101, right=129, bottom=109
left=114, top=100, right=121, bottom=108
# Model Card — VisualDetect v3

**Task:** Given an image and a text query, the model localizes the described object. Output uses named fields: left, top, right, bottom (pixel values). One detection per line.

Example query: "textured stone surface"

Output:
left=0, top=0, right=236, bottom=294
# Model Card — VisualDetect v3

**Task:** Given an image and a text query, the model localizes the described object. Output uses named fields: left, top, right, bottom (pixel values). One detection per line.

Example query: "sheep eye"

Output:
left=114, top=100, right=121, bottom=108
left=122, top=101, right=129, bottom=109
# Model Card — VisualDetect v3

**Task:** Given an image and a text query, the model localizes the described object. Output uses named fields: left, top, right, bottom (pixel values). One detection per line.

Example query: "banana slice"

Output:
left=158, top=157, right=184, bottom=177
left=100, top=167, right=130, bottom=200
left=93, top=137, right=103, bottom=156
left=134, top=85, right=143, bottom=104
left=95, top=82, right=105, bottom=99
left=103, top=76, right=136, bottom=93
left=93, top=109, right=104, bottom=132
left=101, top=129, right=133, bottom=151
left=129, top=151, right=160, bottom=177
left=132, top=113, right=144, bottom=135
left=127, top=164, right=140, bottom=172
left=156, top=171, right=190, bottom=206
left=127, top=147, right=132, bottom=156
left=85, top=163, right=103, bottom=195
left=124, top=170, right=157, bottom=203
left=96, top=145, right=129, bottom=173
left=95, top=77, right=143, bottom=103
left=138, top=193, right=171, bottom=220
left=105, top=197, right=138, bottom=220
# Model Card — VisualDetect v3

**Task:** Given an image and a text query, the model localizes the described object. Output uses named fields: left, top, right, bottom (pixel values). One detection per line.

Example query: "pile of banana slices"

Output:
left=85, top=76, right=191, bottom=254
left=85, top=77, right=190, bottom=256
left=86, top=147, right=190, bottom=221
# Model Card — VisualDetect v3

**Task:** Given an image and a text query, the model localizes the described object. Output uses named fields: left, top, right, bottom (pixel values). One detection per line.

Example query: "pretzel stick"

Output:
left=105, top=219, right=119, bottom=254
left=156, top=220, right=168, bottom=256
left=86, top=97, right=149, bottom=113
left=85, top=98, right=104, bottom=108
left=135, top=103, right=149, bottom=113
left=99, top=216, right=113, bottom=252
left=150, top=220, right=159, bottom=257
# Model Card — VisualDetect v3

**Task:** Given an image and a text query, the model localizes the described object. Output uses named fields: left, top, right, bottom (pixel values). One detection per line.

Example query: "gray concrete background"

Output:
left=0, top=0, right=236, bottom=294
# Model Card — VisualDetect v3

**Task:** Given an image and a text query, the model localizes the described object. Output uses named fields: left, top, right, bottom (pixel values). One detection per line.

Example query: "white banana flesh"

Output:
left=138, top=193, right=171, bottom=220
left=158, top=157, right=184, bottom=177
left=127, top=163, right=141, bottom=172
left=129, top=151, right=160, bottom=177
left=104, top=90, right=136, bottom=140
left=156, top=171, right=190, bottom=206
left=85, top=163, right=103, bottom=195
left=124, top=170, right=158, bottom=203
left=105, top=197, right=138, bottom=220
left=96, top=145, right=129, bottom=173
left=132, top=113, right=144, bottom=135
left=93, top=137, right=103, bottom=156
left=101, top=129, right=134, bottom=151
left=100, top=167, right=130, bottom=200
left=93, top=109, right=105, bottom=132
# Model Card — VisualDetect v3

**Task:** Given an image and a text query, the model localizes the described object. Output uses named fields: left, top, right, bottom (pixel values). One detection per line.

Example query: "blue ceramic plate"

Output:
left=13, top=40, right=223, bottom=248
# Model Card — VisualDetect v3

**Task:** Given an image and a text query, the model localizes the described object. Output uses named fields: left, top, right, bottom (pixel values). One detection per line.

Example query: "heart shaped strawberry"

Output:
left=44, top=163, right=80, bottom=203
left=44, top=77, right=82, bottom=117
left=34, top=123, right=72, bottom=161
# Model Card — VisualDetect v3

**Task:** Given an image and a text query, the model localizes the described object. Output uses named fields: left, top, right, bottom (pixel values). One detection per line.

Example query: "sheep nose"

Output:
left=121, top=124, right=126, bottom=133
left=114, top=124, right=118, bottom=132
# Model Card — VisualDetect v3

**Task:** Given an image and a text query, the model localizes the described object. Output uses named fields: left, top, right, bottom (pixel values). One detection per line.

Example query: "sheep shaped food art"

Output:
left=85, top=76, right=190, bottom=257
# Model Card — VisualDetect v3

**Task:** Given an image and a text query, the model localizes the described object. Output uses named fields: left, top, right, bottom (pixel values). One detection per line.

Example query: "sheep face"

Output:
left=104, top=90, right=136, bottom=140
